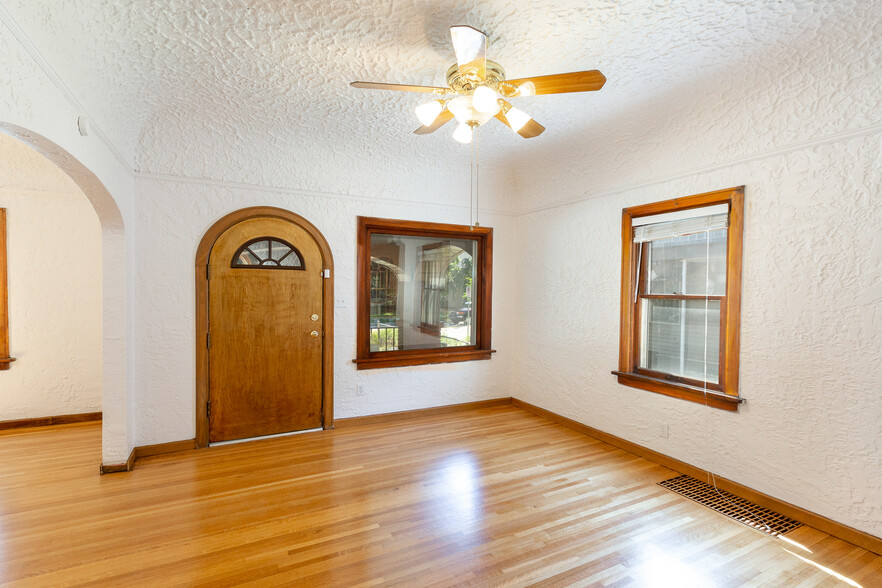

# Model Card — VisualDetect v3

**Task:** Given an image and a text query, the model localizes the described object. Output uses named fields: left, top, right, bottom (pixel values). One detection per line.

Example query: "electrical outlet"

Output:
left=356, top=384, right=365, bottom=396
left=659, top=423, right=669, bottom=438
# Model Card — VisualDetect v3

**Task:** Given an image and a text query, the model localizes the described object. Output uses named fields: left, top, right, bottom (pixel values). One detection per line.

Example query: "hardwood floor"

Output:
left=1, top=406, right=879, bottom=587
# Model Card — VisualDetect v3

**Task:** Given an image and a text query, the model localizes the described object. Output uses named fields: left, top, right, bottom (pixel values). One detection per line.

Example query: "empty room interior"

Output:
left=1, top=1, right=881, bottom=586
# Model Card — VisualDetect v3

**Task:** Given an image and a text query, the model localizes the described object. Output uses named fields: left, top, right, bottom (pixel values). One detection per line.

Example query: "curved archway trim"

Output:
left=194, top=206, right=335, bottom=448
left=0, top=122, right=129, bottom=468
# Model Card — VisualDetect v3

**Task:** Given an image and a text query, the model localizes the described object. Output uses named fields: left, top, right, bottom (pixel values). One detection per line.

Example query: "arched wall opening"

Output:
left=0, top=123, right=128, bottom=469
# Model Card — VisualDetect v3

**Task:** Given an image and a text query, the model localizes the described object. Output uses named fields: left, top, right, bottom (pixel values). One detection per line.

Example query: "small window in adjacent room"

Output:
left=354, top=217, right=494, bottom=370
left=613, top=187, right=744, bottom=411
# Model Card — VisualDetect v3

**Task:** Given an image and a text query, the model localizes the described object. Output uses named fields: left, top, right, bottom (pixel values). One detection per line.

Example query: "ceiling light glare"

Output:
left=517, top=81, right=537, bottom=96
left=472, top=85, right=499, bottom=114
left=448, top=95, right=497, bottom=126
left=452, top=123, right=473, bottom=144
left=415, top=100, right=444, bottom=126
left=505, top=106, right=532, bottom=133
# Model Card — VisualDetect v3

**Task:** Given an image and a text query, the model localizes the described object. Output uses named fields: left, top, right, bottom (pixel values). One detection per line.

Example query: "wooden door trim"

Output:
left=195, top=206, right=334, bottom=449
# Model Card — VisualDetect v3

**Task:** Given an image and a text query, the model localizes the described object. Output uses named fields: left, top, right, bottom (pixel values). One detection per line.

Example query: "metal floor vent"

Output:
left=658, top=474, right=802, bottom=537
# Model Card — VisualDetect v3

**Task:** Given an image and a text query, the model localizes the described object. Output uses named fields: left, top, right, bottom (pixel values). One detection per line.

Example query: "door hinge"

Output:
left=207, top=401, right=211, bottom=418
left=323, top=268, right=331, bottom=279
left=206, top=264, right=210, bottom=280
left=206, top=332, right=211, bottom=349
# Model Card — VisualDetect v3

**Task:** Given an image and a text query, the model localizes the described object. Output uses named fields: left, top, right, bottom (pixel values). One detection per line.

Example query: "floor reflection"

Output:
left=777, top=535, right=864, bottom=588
left=426, top=452, right=484, bottom=534
left=632, top=544, right=718, bottom=587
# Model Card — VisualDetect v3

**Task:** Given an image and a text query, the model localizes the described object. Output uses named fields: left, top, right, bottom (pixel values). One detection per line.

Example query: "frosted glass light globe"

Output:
left=452, top=123, right=473, bottom=144
left=448, top=95, right=497, bottom=126
left=505, top=106, right=532, bottom=132
left=472, top=85, right=499, bottom=114
left=415, top=100, right=444, bottom=126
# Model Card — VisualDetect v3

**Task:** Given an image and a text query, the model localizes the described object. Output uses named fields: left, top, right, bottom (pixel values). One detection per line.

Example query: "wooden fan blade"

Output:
left=505, top=70, right=606, bottom=96
left=414, top=109, right=455, bottom=135
left=450, top=25, right=486, bottom=81
left=494, top=104, right=545, bottom=139
left=350, top=81, right=448, bottom=94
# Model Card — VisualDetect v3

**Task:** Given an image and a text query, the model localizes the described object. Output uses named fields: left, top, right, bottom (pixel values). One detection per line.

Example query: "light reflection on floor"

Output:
left=427, top=452, right=484, bottom=534
left=631, top=545, right=718, bottom=587
left=776, top=536, right=864, bottom=587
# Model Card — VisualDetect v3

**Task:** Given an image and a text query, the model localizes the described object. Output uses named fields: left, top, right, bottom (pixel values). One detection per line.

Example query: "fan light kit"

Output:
left=351, top=25, right=606, bottom=142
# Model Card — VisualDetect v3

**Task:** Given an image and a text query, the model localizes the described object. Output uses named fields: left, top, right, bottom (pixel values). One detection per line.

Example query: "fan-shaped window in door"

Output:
left=231, top=237, right=304, bottom=269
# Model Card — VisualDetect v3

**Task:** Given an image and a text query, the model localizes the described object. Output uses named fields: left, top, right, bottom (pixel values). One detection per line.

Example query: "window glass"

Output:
left=646, top=230, right=727, bottom=296
left=369, top=233, right=477, bottom=352
left=615, top=187, right=744, bottom=410
left=640, top=298, right=721, bottom=383
left=232, top=238, right=303, bottom=269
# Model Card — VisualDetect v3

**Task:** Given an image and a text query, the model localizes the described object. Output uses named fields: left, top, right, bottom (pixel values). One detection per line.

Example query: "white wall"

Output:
left=132, top=176, right=518, bottom=446
left=514, top=132, right=882, bottom=538
left=0, top=134, right=103, bottom=419
left=0, top=14, right=134, bottom=464
left=508, top=2, right=882, bottom=539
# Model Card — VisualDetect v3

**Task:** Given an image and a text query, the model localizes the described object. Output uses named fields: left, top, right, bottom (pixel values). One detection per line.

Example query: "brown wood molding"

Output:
left=334, top=397, right=513, bottom=428
left=195, top=207, right=334, bottom=449
left=0, top=209, right=9, bottom=371
left=101, top=438, right=197, bottom=474
left=0, top=411, right=102, bottom=431
left=355, top=216, right=493, bottom=370
left=612, top=371, right=743, bottom=412
left=354, top=349, right=495, bottom=370
left=134, top=438, right=197, bottom=460
left=511, top=398, right=882, bottom=557
left=99, top=460, right=129, bottom=475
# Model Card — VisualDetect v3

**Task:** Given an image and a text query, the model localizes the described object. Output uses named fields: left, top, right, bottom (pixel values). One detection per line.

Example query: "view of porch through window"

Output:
left=369, top=233, right=477, bottom=352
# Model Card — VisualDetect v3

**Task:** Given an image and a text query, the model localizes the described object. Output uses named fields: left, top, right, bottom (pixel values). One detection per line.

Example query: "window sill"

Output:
left=0, top=357, right=15, bottom=371
left=354, top=349, right=494, bottom=370
left=611, top=371, right=743, bottom=412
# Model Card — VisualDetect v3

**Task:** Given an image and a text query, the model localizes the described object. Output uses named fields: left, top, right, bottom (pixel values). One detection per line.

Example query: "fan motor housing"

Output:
left=446, top=60, right=511, bottom=95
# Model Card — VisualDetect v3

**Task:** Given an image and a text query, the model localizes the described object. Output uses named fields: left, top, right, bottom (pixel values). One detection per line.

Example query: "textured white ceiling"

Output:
left=2, top=0, right=877, bottom=205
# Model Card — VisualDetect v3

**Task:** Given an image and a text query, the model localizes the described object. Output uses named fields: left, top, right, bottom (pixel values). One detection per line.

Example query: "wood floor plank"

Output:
left=0, top=406, right=879, bottom=587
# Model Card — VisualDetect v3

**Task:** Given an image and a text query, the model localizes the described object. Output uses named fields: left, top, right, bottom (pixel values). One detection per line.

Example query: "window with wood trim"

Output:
left=614, top=187, right=744, bottom=411
left=0, top=209, right=12, bottom=371
left=355, top=217, right=493, bottom=370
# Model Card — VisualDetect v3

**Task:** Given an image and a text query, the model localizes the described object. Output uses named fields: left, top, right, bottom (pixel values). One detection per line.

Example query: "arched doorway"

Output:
left=195, top=207, right=334, bottom=447
left=0, top=123, right=128, bottom=468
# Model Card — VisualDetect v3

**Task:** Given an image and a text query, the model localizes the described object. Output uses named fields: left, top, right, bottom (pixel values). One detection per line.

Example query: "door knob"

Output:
left=309, top=330, right=319, bottom=338
left=310, top=313, right=319, bottom=321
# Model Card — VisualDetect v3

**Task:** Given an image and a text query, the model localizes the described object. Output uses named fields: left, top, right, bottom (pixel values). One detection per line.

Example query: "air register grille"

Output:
left=658, top=475, right=803, bottom=537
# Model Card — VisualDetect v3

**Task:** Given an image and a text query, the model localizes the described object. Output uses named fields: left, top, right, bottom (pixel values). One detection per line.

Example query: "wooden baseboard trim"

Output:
left=134, top=439, right=197, bottom=460
left=99, top=460, right=128, bottom=475
left=511, top=398, right=882, bottom=557
left=334, top=398, right=513, bottom=428
left=100, top=439, right=197, bottom=475
left=0, top=411, right=102, bottom=431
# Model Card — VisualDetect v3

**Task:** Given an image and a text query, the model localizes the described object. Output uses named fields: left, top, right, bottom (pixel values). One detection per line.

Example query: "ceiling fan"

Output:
left=351, top=25, right=606, bottom=143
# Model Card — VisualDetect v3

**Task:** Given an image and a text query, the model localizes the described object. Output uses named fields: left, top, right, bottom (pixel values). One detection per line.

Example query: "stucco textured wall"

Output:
left=133, top=177, right=518, bottom=446
left=0, top=134, right=103, bottom=420
left=514, top=132, right=882, bottom=538
left=0, top=18, right=134, bottom=464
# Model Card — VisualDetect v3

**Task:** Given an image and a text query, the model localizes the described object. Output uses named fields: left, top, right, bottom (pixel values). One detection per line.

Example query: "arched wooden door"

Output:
left=196, top=208, right=334, bottom=447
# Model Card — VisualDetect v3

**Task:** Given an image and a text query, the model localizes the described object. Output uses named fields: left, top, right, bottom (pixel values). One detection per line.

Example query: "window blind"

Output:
left=633, top=212, right=728, bottom=243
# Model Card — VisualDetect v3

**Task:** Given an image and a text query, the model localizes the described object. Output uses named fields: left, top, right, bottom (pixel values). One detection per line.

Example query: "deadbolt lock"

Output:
left=310, top=313, right=319, bottom=321
left=309, top=330, right=319, bottom=338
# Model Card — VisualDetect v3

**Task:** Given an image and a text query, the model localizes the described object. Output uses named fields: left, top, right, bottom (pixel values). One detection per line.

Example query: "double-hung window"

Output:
left=614, top=187, right=744, bottom=411
left=354, top=217, right=493, bottom=369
